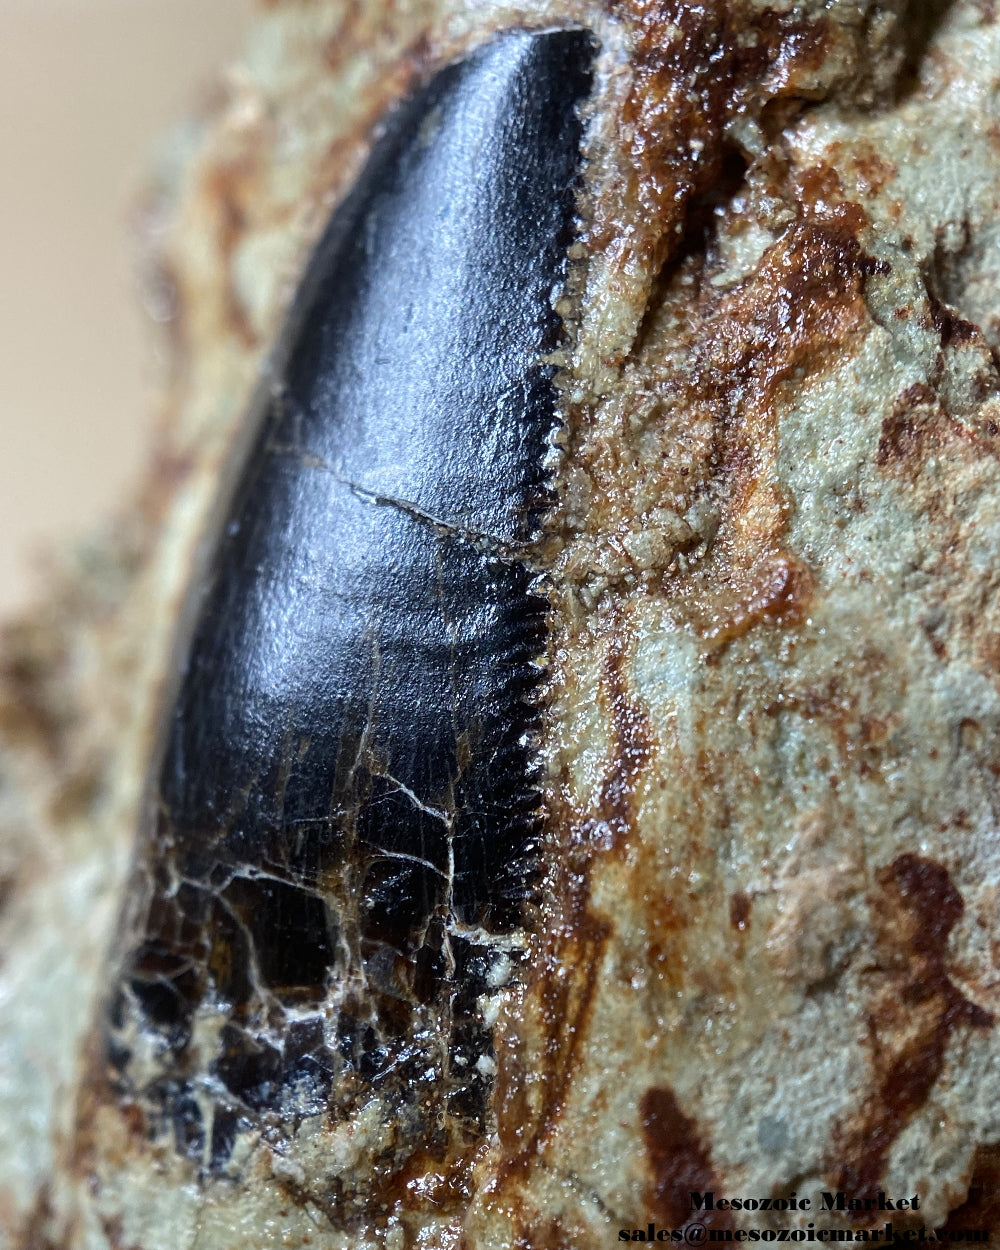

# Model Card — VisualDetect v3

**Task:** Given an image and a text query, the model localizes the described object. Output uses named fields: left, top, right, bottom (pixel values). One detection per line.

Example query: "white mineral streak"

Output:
left=3, top=0, right=1000, bottom=1247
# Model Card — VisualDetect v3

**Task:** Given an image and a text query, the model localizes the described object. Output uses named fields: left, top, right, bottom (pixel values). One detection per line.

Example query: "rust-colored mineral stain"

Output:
left=495, top=896, right=611, bottom=1167
left=140, top=448, right=197, bottom=536
left=642, top=886, right=692, bottom=994
left=512, top=1217, right=581, bottom=1250
left=97, top=1213, right=146, bottom=1250
left=851, top=151, right=898, bottom=199
left=876, top=383, right=942, bottom=469
left=203, top=158, right=260, bottom=351
left=593, top=0, right=738, bottom=280
left=359, top=1143, right=476, bottom=1227
left=495, top=630, right=652, bottom=1169
left=734, top=9, right=831, bottom=96
left=590, top=0, right=835, bottom=365
left=653, top=215, right=871, bottom=646
left=693, top=219, right=879, bottom=416
left=641, top=1087, right=732, bottom=1230
left=697, top=552, right=813, bottom=652
left=884, top=854, right=965, bottom=957
left=320, top=1, right=378, bottom=72
left=0, top=622, right=71, bottom=763
left=833, top=854, right=994, bottom=1213
left=877, top=361, right=1000, bottom=488
left=928, top=291, right=982, bottom=347
left=13, top=1186, right=59, bottom=1250
left=601, top=627, right=656, bottom=848
left=942, top=1142, right=1000, bottom=1232
left=730, top=890, right=752, bottom=932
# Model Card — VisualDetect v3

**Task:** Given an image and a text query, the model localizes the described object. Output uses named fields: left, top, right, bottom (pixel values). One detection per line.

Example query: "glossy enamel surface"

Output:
left=109, top=27, right=592, bottom=1167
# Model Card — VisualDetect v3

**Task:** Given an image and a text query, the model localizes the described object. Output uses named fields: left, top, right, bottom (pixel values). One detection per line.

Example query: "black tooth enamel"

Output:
left=110, top=28, right=593, bottom=1169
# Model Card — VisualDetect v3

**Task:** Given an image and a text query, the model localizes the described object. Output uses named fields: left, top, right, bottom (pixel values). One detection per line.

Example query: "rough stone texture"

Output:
left=3, top=0, right=1000, bottom=1247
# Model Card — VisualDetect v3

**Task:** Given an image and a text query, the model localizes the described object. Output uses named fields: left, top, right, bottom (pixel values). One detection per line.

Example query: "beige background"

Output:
left=0, top=0, right=254, bottom=617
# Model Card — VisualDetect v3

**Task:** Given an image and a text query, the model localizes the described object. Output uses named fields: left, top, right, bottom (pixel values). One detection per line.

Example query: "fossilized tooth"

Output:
left=107, top=25, right=594, bottom=1186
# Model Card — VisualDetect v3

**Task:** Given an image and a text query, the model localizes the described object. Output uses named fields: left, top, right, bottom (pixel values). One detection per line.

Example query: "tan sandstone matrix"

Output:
left=3, top=1, right=1000, bottom=1247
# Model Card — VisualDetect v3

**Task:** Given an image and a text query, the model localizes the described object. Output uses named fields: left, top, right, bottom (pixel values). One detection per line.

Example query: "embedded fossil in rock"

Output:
left=6, top=1, right=1000, bottom=1248
left=106, top=27, right=594, bottom=1203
